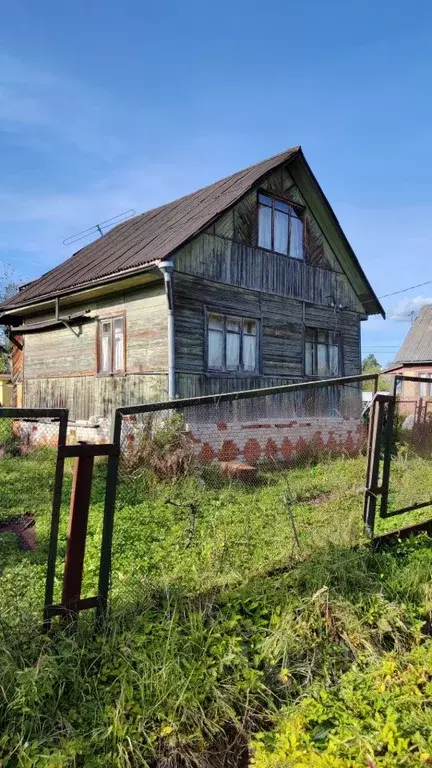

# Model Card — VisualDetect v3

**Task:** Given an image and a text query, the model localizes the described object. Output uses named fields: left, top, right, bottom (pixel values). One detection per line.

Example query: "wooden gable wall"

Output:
left=172, top=162, right=363, bottom=398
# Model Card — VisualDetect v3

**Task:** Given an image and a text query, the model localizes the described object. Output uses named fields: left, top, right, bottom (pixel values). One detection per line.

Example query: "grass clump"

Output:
left=1, top=449, right=432, bottom=765
left=251, top=641, right=432, bottom=767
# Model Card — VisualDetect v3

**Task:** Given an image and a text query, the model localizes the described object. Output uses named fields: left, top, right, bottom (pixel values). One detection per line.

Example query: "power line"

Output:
left=362, top=277, right=432, bottom=308
left=378, top=279, right=432, bottom=300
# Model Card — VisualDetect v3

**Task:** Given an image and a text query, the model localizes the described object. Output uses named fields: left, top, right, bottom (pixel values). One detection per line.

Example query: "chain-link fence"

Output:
left=109, top=375, right=373, bottom=610
left=377, top=375, right=432, bottom=534
left=0, top=408, right=69, bottom=634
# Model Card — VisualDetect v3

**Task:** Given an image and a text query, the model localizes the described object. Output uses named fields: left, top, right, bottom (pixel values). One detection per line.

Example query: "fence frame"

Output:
left=365, top=375, right=432, bottom=543
left=96, top=372, right=378, bottom=616
left=0, top=407, right=69, bottom=627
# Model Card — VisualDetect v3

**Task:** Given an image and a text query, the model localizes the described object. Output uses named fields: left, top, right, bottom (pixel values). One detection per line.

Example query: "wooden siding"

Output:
left=25, top=374, right=168, bottom=422
left=24, top=282, right=167, bottom=378
left=22, top=282, right=168, bottom=420
left=174, top=273, right=361, bottom=392
left=174, top=234, right=364, bottom=314
left=204, top=164, right=342, bottom=274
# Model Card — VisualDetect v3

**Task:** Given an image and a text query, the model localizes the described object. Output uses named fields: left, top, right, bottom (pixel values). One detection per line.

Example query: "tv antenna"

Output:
left=63, top=209, right=136, bottom=247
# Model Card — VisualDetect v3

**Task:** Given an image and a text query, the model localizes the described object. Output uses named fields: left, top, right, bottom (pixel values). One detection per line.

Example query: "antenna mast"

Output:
left=63, top=209, right=136, bottom=247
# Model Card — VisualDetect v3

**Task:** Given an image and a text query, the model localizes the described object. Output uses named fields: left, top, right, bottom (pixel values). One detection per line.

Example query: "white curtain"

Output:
left=317, top=344, right=327, bottom=376
left=226, top=332, right=240, bottom=370
left=208, top=330, right=223, bottom=369
left=243, top=335, right=256, bottom=371
left=114, top=320, right=124, bottom=370
left=274, top=209, right=288, bottom=254
left=289, top=214, right=304, bottom=259
left=258, top=205, right=272, bottom=250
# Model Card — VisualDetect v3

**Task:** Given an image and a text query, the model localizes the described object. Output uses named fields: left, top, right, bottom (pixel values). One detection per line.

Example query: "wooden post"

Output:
left=62, top=452, right=94, bottom=616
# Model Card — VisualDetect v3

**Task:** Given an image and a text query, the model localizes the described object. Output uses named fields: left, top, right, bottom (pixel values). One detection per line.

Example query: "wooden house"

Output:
left=0, top=147, right=383, bottom=442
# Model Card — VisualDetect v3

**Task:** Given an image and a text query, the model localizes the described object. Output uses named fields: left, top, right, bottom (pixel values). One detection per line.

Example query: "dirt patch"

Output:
left=0, top=514, right=36, bottom=550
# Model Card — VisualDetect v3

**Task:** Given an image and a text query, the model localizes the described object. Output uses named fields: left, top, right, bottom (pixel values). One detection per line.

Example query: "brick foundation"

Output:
left=16, top=415, right=367, bottom=464
left=188, top=417, right=366, bottom=463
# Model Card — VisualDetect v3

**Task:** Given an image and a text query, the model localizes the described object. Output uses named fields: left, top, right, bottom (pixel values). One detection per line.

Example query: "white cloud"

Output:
left=389, top=295, right=432, bottom=321
left=0, top=50, right=128, bottom=160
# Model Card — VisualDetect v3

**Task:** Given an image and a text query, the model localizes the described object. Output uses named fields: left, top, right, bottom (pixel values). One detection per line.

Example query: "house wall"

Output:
left=390, top=365, right=432, bottom=418
left=173, top=272, right=361, bottom=398
left=22, top=282, right=169, bottom=422
left=172, top=160, right=363, bottom=399
left=17, top=159, right=366, bottom=438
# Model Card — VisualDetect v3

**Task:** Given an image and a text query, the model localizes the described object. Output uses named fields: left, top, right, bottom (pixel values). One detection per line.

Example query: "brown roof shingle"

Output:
left=4, top=147, right=300, bottom=310
left=2, top=146, right=383, bottom=316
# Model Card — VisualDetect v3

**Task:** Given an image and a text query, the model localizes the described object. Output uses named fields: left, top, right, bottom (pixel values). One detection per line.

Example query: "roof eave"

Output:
left=0, top=261, right=160, bottom=315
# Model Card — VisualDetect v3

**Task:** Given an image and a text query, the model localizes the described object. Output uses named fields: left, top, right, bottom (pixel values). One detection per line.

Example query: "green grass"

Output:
left=1, top=449, right=432, bottom=766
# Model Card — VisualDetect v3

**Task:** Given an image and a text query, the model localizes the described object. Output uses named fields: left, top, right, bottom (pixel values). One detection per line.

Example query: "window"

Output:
left=207, top=313, right=258, bottom=372
left=419, top=373, right=432, bottom=398
left=305, top=328, right=341, bottom=377
left=258, top=192, right=304, bottom=258
left=98, top=316, right=125, bottom=373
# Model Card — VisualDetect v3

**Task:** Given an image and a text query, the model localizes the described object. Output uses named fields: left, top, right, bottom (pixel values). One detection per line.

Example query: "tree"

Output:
left=0, top=264, right=21, bottom=374
left=361, top=353, right=390, bottom=392
left=362, top=353, right=380, bottom=372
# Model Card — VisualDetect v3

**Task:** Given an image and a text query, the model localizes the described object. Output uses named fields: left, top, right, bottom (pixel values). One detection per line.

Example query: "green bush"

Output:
left=251, top=642, right=432, bottom=767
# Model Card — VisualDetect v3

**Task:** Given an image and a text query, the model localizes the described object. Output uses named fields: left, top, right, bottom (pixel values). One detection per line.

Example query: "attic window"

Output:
left=258, top=193, right=304, bottom=258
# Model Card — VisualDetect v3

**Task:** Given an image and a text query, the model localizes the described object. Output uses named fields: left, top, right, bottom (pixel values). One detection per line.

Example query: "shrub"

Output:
left=122, top=413, right=196, bottom=480
left=2, top=432, right=21, bottom=457
left=251, top=641, right=432, bottom=768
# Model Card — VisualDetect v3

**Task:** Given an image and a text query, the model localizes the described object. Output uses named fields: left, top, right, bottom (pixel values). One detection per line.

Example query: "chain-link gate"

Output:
left=364, top=375, right=432, bottom=542
left=0, top=407, right=68, bottom=632
left=106, top=374, right=375, bottom=610
left=0, top=407, right=122, bottom=630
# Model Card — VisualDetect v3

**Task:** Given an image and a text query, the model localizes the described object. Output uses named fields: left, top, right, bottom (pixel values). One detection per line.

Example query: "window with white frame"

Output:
left=257, top=192, right=304, bottom=258
left=305, top=328, right=341, bottom=377
left=419, top=373, right=432, bottom=398
left=207, top=313, right=258, bottom=373
left=98, top=316, right=125, bottom=373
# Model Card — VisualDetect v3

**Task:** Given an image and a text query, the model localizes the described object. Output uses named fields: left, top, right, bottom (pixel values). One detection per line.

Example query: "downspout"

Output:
left=158, top=260, right=176, bottom=399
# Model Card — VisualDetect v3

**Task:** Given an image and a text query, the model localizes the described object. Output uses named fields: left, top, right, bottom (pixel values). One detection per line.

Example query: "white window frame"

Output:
left=98, top=315, right=125, bottom=374
left=419, top=372, right=432, bottom=398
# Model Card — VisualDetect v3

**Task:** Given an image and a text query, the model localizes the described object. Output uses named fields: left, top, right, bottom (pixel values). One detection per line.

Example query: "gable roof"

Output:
left=393, top=305, right=432, bottom=364
left=2, top=146, right=384, bottom=315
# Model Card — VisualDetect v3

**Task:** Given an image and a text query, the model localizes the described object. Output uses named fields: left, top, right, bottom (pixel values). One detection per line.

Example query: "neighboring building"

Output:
left=387, top=305, right=432, bottom=416
left=0, top=147, right=383, bottom=443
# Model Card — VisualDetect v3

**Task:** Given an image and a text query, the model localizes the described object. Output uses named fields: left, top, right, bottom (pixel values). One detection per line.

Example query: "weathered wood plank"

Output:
left=174, top=234, right=363, bottom=313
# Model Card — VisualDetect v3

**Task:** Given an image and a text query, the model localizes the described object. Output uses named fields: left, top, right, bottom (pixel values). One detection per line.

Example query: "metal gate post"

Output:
left=43, top=411, right=68, bottom=629
left=97, top=410, right=122, bottom=623
left=44, top=442, right=119, bottom=627
left=363, top=395, right=387, bottom=537
left=62, top=453, right=94, bottom=617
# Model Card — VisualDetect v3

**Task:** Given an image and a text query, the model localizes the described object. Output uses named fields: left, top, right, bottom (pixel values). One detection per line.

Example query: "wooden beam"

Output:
left=62, top=454, right=94, bottom=617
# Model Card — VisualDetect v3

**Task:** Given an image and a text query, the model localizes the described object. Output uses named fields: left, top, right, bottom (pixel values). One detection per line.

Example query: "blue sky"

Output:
left=1, top=0, right=432, bottom=366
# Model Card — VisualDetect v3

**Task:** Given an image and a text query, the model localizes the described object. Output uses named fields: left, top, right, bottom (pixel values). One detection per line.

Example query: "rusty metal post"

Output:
left=62, top=452, right=94, bottom=616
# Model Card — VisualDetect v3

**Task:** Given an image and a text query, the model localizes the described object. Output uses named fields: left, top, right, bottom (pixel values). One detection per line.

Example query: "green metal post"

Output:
left=96, top=410, right=122, bottom=622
